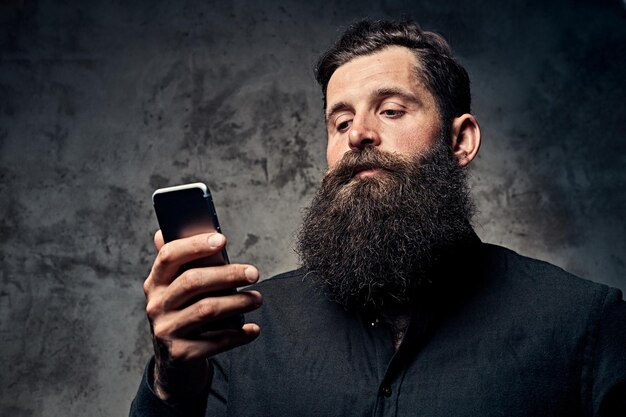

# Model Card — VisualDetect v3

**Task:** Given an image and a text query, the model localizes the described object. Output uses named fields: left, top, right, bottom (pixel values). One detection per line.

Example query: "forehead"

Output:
left=326, top=46, right=426, bottom=106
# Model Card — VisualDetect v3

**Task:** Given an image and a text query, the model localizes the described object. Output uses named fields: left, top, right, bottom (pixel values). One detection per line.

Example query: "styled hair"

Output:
left=315, top=19, right=471, bottom=127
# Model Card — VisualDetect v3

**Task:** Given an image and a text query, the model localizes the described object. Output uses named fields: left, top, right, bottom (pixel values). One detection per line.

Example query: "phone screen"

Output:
left=153, top=183, right=229, bottom=266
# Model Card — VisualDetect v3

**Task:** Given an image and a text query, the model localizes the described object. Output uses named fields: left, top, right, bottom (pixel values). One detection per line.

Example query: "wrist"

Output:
left=153, top=358, right=212, bottom=402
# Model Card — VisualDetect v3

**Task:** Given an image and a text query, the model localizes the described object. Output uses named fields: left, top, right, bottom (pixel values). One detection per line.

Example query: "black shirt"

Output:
left=130, top=242, right=626, bottom=416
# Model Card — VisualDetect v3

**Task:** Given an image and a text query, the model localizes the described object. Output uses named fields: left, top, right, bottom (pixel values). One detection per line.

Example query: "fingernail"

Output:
left=208, top=234, right=224, bottom=247
left=244, top=266, right=259, bottom=283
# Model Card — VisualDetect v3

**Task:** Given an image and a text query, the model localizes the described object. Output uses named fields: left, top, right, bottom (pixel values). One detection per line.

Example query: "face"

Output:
left=325, top=46, right=443, bottom=169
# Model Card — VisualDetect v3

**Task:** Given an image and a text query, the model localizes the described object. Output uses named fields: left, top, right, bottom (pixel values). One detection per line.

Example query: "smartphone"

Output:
left=152, top=182, right=244, bottom=330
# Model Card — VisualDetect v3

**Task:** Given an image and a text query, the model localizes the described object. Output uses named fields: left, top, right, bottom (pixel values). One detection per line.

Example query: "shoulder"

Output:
left=252, top=267, right=330, bottom=303
left=252, top=268, right=312, bottom=298
left=483, top=243, right=620, bottom=296
left=247, top=268, right=336, bottom=319
left=479, top=242, right=623, bottom=318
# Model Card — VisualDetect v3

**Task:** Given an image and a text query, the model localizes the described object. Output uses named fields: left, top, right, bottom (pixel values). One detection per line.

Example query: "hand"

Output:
left=143, top=230, right=262, bottom=400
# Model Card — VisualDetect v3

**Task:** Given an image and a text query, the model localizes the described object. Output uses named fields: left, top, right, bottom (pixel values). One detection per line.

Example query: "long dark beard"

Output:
left=296, top=142, right=475, bottom=313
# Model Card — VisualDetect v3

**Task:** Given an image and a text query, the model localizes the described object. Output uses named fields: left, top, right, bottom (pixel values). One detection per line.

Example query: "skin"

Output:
left=325, top=46, right=481, bottom=170
left=144, top=45, right=481, bottom=401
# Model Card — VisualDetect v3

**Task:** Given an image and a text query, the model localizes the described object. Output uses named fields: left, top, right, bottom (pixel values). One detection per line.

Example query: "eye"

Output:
left=380, top=108, right=405, bottom=118
left=336, top=119, right=352, bottom=132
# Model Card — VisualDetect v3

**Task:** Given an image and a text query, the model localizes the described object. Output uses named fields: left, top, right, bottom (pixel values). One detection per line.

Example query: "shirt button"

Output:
left=380, top=386, right=392, bottom=397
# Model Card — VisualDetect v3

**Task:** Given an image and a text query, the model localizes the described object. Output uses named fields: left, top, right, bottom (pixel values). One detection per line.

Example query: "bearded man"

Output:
left=131, top=20, right=626, bottom=417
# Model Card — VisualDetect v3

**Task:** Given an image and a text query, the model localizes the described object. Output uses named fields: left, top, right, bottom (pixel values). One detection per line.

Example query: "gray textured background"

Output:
left=1, top=0, right=625, bottom=415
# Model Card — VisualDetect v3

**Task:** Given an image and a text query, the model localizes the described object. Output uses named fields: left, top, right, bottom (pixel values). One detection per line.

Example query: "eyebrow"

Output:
left=371, top=87, right=422, bottom=106
left=325, top=101, right=351, bottom=124
left=325, top=86, right=423, bottom=123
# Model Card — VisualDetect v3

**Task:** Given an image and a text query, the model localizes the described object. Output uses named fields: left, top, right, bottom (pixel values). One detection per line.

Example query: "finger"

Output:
left=150, top=233, right=227, bottom=286
left=163, top=264, right=260, bottom=310
left=162, top=323, right=261, bottom=361
left=154, top=230, right=164, bottom=251
left=153, top=291, right=263, bottom=338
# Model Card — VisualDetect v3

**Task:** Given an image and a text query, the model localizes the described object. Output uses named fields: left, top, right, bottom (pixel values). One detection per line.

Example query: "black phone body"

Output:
left=152, top=182, right=243, bottom=330
left=153, top=182, right=229, bottom=265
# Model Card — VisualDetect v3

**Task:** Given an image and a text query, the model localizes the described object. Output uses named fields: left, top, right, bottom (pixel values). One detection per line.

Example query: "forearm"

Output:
left=129, top=357, right=211, bottom=417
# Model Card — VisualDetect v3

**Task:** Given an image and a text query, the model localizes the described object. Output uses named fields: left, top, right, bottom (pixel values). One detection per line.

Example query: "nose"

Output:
left=348, top=114, right=381, bottom=150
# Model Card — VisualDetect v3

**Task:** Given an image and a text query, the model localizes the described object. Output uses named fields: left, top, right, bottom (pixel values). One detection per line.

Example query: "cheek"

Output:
left=394, top=124, right=440, bottom=155
left=326, top=141, right=344, bottom=168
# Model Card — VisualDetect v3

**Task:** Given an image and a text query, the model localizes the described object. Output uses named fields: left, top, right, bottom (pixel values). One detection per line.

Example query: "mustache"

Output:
left=324, top=146, right=416, bottom=185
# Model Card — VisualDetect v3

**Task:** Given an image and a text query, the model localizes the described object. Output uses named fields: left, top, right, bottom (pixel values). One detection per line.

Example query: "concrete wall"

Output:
left=1, top=0, right=625, bottom=415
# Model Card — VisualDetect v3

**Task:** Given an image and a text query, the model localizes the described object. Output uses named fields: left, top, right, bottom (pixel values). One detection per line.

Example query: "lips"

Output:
left=351, top=164, right=386, bottom=178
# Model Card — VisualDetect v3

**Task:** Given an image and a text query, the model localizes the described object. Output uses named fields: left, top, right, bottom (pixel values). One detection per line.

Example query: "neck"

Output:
left=381, top=309, right=411, bottom=351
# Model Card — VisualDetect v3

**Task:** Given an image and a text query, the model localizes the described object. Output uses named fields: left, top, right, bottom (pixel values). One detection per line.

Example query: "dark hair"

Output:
left=315, top=19, right=471, bottom=128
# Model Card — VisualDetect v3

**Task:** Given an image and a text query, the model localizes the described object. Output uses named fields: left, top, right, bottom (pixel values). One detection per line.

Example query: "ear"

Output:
left=450, top=114, right=481, bottom=167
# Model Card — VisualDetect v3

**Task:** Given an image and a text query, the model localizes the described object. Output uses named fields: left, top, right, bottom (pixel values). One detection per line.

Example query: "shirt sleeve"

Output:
left=128, top=357, right=212, bottom=417
left=592, top=288, right=626, bottom=416
left=204, top=355, right=229, bottom=417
